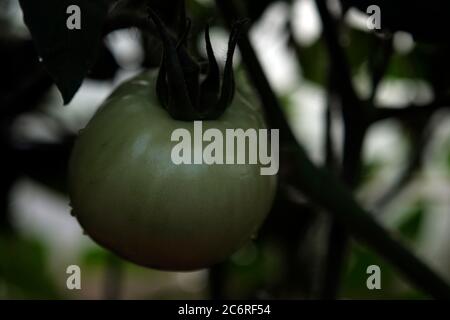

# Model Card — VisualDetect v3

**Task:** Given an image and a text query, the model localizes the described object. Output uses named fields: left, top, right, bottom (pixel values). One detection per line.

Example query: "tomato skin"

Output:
left=69, top=71, right=277, bottom=271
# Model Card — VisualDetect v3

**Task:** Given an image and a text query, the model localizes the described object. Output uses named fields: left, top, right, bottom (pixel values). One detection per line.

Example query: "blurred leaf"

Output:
left=0, top=235, right=59, bottom=299
left=342, top=242, right=426, bottom=299
left=387, top=44, right=438, bottom=79
left=188, top=0, right=215, bottom=17
left=295, top=28, right=383, bottom=87
left=81, top=246, right=111, bottom=267
left=18, top=0, right=109, bottom=103
left=359, top=159, right=382, bottom=186
left=386, top=52, right=424, bottom=79
left=225, top=241, right=284, bottom=298
left=381, top=42, right=450, bottom=95
left=397, top=201, right=425, bottom=243
left=294, top=38, right=327, bottom=85
left=343, top=27, right=374, bottom=74
left=343, top=201, right=428, bottom=298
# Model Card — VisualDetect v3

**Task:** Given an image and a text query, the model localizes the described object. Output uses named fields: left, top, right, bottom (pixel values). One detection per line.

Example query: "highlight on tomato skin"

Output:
left=68, top=71, right=278, bottom=271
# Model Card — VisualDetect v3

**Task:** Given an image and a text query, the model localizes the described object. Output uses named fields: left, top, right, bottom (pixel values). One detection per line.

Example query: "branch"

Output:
left=368, top=36, right=393, bottom=102
left=314, top=0, right=365, bottom=298
left=320, top=56, right=348, bottom=299
left=215, top=0, right=450, bottom=299
left=314, top=0, right=359, bottom=109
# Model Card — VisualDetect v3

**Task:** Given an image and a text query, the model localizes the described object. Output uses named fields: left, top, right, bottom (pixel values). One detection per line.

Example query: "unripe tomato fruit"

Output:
left=69, top=71, right=277, bottom=271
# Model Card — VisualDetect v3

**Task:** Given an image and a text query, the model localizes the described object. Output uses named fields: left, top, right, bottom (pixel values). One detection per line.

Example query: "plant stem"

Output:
left=314, top=0, right=368, bottom=299
left=319, top=73, right=349, bottom=299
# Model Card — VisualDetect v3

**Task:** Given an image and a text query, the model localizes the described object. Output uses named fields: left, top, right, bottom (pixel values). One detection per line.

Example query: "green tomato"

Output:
left=69, top=71, right=277, bottom=271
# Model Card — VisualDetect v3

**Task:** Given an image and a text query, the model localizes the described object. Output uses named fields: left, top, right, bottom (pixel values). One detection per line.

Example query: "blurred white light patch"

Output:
left=326, top=0, right=343, bottom=16
left=175, top=270, right=208, bottom=293
left=250, top=2, right=300, bottom=93
left=106, top=29, right=144, bottom=70
left=370, top=114, right=450, bottom=278
left=375, top=79, right=434, bottom=108
left=393, top=31, right=415, bottom=55
left=353, top=67, right=372, bottom=99
left=44, top=30, right=149, bottom=135
left=423, top=114, right=450, bottom=205
left=12, top=112, right=65, bottom=144
left=10, top=179, right=91, bottom=265
left=287, top=83, right=326, bottom=163
left=1, top=0, right=29, bottom=37
left=51, top=81, right=113, bottom=131
left=291, top=0, right=322, bottom=46
left=359, top=120, right=406, bottom=207
left=345, top=7, right=370, bottom=31
left=46, top=67, right=142, bottom=133
left=364, top=120, right=405, bottom=170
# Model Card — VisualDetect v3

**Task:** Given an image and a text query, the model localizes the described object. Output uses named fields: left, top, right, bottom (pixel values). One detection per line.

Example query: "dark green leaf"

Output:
left=18, top=0, right=109, bottom=103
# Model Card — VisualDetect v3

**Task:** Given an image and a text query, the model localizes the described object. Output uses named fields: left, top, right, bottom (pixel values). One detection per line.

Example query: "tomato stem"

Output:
left=147, top=7, right=246, bottom=121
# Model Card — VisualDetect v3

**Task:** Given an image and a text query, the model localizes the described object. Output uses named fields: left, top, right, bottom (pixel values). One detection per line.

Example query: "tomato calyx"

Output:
left=148, top=8, right=247, bottom=121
